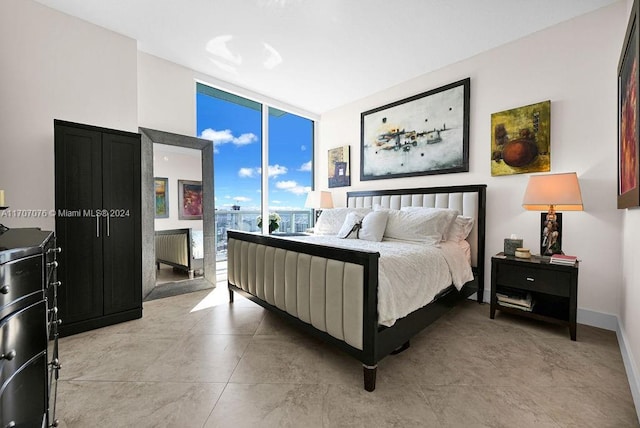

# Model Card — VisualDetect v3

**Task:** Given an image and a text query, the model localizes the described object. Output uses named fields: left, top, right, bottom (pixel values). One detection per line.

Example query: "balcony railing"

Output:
left=215, top=209, right=312, bottom=260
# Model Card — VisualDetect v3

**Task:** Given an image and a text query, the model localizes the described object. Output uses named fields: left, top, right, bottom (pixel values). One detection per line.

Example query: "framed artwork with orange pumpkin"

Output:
left=491, top=100, right=551, bottom=176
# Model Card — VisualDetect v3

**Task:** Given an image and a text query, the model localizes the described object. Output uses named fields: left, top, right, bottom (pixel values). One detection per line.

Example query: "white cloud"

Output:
left=234, top=133, right=257, bottom=146
left=300, top=145, right=307, bottom=151
left=237, top=164, right=289, bottom=179
left=276, top=180, right=311, bottom=195
left=268, top=164, right=288, bottom=177
left=234, top=196, right=251, bottom=202
left=238, top=167, right=256, bottom=178
left=298, top=161, right=312, bottom=171
left=200, top=128, right=257, bottom=152
left=201, top=128, right=233, bottom=145
left=276, top=180, right=297, bottom=190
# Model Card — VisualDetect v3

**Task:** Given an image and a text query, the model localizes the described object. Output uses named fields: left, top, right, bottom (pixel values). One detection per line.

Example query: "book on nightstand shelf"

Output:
left=549, top=254, right=578, bottom=266
left=496, top=290, right=534, bottom=312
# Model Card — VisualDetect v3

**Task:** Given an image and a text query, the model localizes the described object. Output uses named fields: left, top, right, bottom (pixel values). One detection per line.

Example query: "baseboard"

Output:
left=577, top=307, right=619, bottom=331
left=616, top=318, right=640, bottom=423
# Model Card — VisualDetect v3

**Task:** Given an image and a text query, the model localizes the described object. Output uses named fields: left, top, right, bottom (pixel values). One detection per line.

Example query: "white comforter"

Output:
left=284, top=236, right=474, bottom=327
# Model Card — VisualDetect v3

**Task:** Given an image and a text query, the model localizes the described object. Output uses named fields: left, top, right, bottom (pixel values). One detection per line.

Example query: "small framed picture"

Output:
left=328, top=145, right=350, bottom=188
left=154, top=177, right=169, bottom=218
left=178, top=179, right=203, bottom=220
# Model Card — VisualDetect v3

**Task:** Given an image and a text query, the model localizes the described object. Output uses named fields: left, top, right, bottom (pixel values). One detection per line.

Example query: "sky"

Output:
left=196, top=91, right=313, bottom=212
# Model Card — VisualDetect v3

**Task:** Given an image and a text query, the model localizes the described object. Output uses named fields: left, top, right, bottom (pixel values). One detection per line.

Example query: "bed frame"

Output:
left=227, top=184, right=486, bottom=391
left=155, top=228, right=197, bottom=278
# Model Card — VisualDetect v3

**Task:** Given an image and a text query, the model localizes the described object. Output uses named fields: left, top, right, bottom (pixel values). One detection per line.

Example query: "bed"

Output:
left=155, top=228, right=204, bottom=278
left=227, top=184, right=486, bottom=391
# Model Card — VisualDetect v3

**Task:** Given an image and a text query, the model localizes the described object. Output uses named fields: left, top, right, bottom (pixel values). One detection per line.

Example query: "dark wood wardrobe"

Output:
left=54, top=120, right=142, bottom=337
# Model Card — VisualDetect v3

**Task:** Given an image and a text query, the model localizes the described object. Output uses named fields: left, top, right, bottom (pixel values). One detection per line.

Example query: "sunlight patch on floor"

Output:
left=190, top=278, right=231, bottom=312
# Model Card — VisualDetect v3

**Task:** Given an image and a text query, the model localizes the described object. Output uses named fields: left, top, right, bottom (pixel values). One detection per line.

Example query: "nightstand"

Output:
left=490, top=253, right=579, bottom=340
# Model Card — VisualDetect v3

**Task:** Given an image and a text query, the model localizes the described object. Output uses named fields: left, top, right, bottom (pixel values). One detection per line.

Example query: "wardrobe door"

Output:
left=54, top=125, right=104, bottom=325
left=102, top=132, right=142, bottom=315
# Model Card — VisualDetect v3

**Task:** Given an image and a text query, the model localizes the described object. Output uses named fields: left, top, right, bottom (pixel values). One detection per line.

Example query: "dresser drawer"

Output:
left=0, top=351, right=47, bottom=428
left=0, top=300, right=47, bottom=388
left=0, top=255, right=43, bottom=312
left=496, top=263, right=571, bottom=297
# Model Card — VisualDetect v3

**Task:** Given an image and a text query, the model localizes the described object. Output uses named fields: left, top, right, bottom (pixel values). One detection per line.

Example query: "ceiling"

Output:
left=34, top=0, right=618, bottom=115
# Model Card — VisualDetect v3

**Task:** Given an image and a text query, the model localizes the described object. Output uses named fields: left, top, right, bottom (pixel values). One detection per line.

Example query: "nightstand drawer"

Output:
left=496, top=264, right=570, bottom=297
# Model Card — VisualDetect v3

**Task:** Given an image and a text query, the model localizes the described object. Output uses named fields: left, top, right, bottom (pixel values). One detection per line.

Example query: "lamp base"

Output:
left=540, top=212, right=563, bottom=256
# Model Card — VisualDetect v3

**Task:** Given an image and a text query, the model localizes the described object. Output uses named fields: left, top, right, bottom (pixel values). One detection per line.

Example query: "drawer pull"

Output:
left=47, top=261, right=59, bottom=268
left=5, top=421, right=16, bottom=428
left=0, top=285, right=8, bottom=294
left=50, top=358, right=61, bottom=370
left=526, top=277, right=535, bottom=282
left=50, top=280, right=62, bottom=288
left=1, top=349, right=16, bottom=361
left=47, top=247, right=62, bottom=255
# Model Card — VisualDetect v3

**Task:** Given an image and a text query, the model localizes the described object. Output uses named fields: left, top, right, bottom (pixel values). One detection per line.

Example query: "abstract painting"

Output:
left=618, top=0, right=640, bottom=209
left=154, top=177, right=169, bottom=218
left=178, top=179, right=203, bottom=220
left=360, top=78, right=470, bottom=180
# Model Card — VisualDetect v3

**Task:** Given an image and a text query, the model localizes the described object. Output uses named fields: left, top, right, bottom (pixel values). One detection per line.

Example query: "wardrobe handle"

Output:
left=96, top=216, right=100, bottom=238
left=107, top=215, right=110, bottom=237
left=0, top=285, right=8, bottom=295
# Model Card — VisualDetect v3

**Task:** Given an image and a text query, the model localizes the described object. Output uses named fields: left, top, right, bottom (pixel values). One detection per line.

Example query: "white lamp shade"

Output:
left=522, top=172, right=584, bottom=211
left=305, top=191, right=334, bottom=209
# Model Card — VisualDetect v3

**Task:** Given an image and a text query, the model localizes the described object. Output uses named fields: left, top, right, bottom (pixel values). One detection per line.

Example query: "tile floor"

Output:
left=56, top=285, right=639, bottom=427
left=155, top=265, right=191, bottom=284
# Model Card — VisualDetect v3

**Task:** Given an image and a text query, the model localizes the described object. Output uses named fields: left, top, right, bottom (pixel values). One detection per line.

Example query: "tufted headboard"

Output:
left=346, top=185, right=487, bottom=273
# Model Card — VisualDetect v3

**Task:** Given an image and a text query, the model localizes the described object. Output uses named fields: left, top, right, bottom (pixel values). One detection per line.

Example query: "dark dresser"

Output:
left=0, top=228, right=61, bottom=428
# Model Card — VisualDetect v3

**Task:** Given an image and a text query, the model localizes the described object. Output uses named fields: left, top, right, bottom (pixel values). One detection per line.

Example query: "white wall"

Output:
left=137, top=52, right=319, bottom=138
left=153, top=144, right=203, bottom=231
left=0, top=0, right=138, bottom=230
left=319, top=2, right=627, bottom=318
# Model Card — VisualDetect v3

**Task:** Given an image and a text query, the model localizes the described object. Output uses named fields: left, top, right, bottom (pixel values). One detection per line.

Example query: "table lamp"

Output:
left=305, top=190, right=333, bottom=220
left=522, top=172, right=583, bottom=256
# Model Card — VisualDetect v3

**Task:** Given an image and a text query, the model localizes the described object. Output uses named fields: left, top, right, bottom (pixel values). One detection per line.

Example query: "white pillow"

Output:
left=400, top=207, right=462, bottom=241
left=315, top=208, right=372, bottom=235
left=379, top=207, right=458, bottom=244
left=359, top=211, right=388, bottom=242
left=337, top=210, right=389, bottom=242
left=337, top=211, right=365, bottom=239
left=446, top=216, right=474, bottom=242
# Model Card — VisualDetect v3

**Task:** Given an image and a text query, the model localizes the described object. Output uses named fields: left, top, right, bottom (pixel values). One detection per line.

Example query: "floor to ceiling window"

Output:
left=268, top=107, right=313, bottom=233
left=196, top=83, right=314, bottom=261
